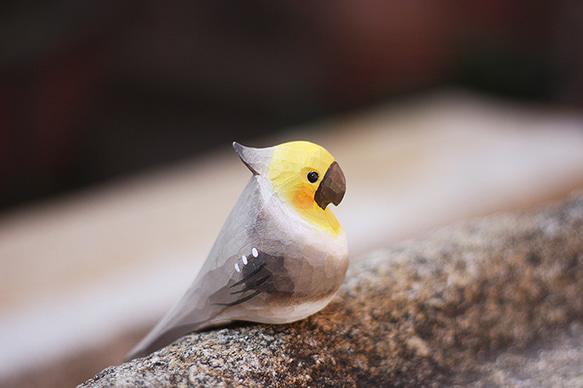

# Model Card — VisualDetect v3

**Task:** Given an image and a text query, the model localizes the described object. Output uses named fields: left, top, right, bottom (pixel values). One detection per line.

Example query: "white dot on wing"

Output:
left=235, top=263, right=241, bottom=272
left=242, top=255, right=248, bottom=265
left=252, top=247, right=259, bottom=257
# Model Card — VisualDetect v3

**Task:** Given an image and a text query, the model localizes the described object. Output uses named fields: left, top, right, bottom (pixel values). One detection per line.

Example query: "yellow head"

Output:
left=234, top=141, right=346, bottom=236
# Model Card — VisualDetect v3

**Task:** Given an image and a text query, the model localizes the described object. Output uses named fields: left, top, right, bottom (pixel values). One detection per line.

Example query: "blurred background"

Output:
left=2, top=0, right=582, bottom=209
left=1, top=1, right=583, bottom=387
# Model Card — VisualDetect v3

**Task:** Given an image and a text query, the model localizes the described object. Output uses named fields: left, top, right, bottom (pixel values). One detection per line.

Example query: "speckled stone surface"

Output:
left=80, top=193, right=583, bottom=387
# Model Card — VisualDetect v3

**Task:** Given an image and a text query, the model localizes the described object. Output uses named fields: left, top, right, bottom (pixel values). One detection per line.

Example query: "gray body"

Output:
left=126, top=173, right=348, bottom=360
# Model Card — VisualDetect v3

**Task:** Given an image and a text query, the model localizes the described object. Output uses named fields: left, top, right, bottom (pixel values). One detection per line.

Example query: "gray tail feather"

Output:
left=125, top=324, right=198, bottom=361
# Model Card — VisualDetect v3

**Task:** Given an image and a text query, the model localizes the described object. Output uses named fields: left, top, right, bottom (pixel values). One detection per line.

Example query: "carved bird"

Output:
left=126, top=141, right=348, bottom=360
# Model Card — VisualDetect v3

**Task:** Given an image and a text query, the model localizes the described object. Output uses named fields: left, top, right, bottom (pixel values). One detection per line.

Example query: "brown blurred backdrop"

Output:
left=1, top=1, right=582, bottom=211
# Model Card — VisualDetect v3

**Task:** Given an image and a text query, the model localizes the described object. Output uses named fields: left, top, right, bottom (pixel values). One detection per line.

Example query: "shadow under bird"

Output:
left=126, top=140, right=348, bottom=360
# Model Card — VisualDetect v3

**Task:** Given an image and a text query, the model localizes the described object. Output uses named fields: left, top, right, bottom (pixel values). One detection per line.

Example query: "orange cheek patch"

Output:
left=293, top=185, right=315, bottom=210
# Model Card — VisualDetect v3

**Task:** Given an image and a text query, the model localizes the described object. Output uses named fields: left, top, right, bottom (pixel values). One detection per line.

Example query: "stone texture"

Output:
left=80, top=193, right=583, bottom=387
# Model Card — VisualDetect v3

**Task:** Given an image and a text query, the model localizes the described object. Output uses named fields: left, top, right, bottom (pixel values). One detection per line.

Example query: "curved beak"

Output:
left=314, top=161, right=346, bottom=210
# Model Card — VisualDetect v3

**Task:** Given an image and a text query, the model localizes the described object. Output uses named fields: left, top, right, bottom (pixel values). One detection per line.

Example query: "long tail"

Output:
left=125, top=323, right=198, bottom=361
left=125, top=291, right=232, bottom=361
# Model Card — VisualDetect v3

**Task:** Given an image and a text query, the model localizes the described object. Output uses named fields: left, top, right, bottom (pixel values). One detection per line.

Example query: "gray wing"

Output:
left=217, top=249, right=289, bottom=306
left=125, top=247, right=289, bottom=360
left=125, top=177, right=291, bottom=360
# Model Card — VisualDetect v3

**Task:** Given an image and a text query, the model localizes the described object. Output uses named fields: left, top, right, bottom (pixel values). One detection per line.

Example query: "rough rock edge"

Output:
left=80, top=193, right=583, bottom=387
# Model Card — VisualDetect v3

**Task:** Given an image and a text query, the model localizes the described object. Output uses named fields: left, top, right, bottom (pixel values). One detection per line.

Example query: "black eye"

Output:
left=307, top=171, right=319, bottom=183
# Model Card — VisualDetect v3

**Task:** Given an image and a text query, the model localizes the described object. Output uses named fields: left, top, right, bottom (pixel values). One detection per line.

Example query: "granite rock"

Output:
left=80, top=193, right=583, bottom=387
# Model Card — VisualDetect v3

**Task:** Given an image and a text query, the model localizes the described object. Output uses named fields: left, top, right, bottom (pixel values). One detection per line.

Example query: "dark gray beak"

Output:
left=314, top=161, right=346, bottom=210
